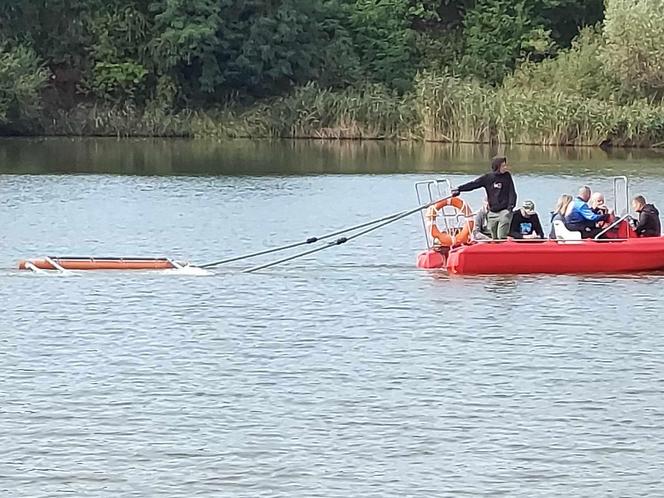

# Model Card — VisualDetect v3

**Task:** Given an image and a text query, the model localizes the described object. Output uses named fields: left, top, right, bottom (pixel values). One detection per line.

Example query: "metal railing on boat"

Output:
left=415, top=178, right=474, bottom=249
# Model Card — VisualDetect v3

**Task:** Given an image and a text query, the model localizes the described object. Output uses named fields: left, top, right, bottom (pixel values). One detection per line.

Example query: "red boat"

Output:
left=433, top=238, right=664, bottom=275
left=414, top=177, right=664, bottom=275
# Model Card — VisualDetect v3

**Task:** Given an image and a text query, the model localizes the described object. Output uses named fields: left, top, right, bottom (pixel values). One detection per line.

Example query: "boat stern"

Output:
left=416, top=249, right=446, bottom=269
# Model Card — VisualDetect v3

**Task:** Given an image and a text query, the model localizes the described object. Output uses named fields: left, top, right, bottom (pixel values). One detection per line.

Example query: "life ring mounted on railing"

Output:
left=425, top=196, right=474, bottom=248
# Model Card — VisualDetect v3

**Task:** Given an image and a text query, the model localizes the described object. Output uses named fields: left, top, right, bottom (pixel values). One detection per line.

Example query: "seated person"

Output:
left=549, top=194, right=573, bottom=239
left=631, top=195, right=661, bottom=237
left=589, top=192, right=615, bottom=227
left=565, top=186, right=608, bottom=238
left=510, top=200, right=544, bottom=239
left=472, top=198, right=492, bottom=241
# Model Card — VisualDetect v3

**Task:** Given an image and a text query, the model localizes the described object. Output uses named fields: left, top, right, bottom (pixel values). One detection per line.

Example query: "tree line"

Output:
left=1, top=0, right=663, bottom=145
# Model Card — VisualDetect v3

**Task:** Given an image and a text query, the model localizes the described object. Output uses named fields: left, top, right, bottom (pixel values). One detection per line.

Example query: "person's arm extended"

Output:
left=579, top=202, right=606, bottom=222
left=456, top=174, right=487, bottom=193
left=533, top=214, right=544, bottom=238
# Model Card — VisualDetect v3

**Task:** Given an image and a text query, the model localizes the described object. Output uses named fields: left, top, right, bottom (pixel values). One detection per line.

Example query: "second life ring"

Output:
left=426, top=196, right=474, bottom=248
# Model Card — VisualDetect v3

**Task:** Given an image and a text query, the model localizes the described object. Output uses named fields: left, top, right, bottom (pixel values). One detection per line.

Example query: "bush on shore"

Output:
left=0, top=44, right=48, bottom=133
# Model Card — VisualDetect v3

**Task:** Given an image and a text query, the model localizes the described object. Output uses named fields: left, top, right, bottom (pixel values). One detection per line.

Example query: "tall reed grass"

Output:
left=41, top=103, right=193, bottom=137
left=193, top=83, right=420, bottom=140
left=35, top=74, right=664, bottom=147
left=194, top=73, right=664, bottom=147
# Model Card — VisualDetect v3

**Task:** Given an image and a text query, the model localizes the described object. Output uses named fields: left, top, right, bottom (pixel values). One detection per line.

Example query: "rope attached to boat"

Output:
left=19, top=196, right=452, bottom=274
left=205, top=195, right=454, bottom=273
left=199, top=210, right=410, bottom=269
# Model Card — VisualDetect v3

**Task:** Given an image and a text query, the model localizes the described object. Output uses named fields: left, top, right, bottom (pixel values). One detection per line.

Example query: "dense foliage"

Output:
left=604, top=0, right=664, bottom=96
left=0, top=44, right=47, bottom=132
left=1, top=0, right=664, bottom=146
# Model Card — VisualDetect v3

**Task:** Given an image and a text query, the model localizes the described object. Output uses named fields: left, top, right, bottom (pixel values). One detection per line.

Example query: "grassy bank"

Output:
left=36, top=73, right=664, bottom=148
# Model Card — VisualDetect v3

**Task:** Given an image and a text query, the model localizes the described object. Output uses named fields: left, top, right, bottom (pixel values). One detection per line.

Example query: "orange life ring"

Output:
left=427, top=197, right=474, bottom=248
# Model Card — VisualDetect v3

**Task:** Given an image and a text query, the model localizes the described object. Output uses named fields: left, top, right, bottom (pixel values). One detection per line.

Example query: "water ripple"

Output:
left=2, top=173, right=664, bottom=496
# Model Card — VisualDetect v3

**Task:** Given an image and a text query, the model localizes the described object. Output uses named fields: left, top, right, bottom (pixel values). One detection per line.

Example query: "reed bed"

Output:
left=195, top=74, right=664, bottom=147
left=41, top=103, right=192, bottom=137
left=35, top=74, right=664, bottom=147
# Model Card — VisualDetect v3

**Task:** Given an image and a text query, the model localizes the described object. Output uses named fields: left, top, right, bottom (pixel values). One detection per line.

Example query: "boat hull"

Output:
left=18, top=257, right=180, bottom=271
left=442, top=238, right=664, bottom=275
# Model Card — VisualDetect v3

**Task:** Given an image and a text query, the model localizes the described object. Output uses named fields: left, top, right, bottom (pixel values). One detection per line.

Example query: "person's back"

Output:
left=565, top=186, right=607, bottom=238
left=549, top=194, right=573, bottom=239
left=472, top=202, right=492, bottom=241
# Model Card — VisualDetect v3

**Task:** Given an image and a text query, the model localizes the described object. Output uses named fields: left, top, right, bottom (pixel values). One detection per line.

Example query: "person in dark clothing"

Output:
left=631, top=195, right=661, bottom=237
left=451, top=156, right=517, bottom=239
left=509, top=200, right=544, bottom=239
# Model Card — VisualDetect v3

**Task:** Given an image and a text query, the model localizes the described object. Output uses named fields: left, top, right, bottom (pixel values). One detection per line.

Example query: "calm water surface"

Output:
left=2, top=139, right=664, bottom=497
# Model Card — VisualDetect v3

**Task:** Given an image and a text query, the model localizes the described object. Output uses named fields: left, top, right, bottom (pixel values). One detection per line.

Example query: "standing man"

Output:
left=451, top=156, right=517, bottom=239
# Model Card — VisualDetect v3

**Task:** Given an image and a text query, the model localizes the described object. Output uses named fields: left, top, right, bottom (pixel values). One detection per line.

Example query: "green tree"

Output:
left=0, top=44, right=48, bottom=131
left=148, top=0, right=222, bottom=98
left=217, top=0, right=360, bottom=97
left=147, top=0, right=360, bottom=100
left=505, top=27, right=621, bottom=101
left=535, top=0, right=603, bottom=47
left=87, top=4, right=152, bottom=103
left=349, top=0, right=423, bottom=90
left=604, top=0, right=664, bottom=96
left=461, top=0, right=554, bottom=84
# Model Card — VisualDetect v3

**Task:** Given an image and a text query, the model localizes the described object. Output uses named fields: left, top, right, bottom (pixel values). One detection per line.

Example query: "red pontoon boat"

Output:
left=415, top=176, right=664, bottom=275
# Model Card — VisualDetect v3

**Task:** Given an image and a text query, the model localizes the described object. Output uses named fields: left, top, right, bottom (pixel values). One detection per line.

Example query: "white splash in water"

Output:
left=24, top=263, right=78, bottom=277
left=160, top=265, right=212, bottom=276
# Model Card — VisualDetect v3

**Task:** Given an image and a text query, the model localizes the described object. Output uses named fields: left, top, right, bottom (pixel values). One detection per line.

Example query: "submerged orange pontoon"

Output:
left=18, top=257, right=185, bottom=271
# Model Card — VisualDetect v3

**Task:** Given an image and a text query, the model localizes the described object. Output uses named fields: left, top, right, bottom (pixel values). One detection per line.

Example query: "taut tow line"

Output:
left=199, top=210, right=411, bottom=269
left=207, top=195, right=454, bottom=273
left=18, top=196, right=453, bottom=274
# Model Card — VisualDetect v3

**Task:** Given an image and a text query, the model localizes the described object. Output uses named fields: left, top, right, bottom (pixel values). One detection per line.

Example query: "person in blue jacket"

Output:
left=565, top=186, right=609, bottom=238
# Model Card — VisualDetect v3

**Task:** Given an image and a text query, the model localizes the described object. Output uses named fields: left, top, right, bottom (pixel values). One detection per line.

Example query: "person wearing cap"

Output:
left=451, top=156, right=517, bottom=239
left=509, top=200, right=544, bottom=239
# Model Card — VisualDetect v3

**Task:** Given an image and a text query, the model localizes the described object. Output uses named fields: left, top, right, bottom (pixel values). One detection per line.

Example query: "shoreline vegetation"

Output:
left=3, top=1, right=664, bottom=147
left=41, top=76, right=664, bottom=148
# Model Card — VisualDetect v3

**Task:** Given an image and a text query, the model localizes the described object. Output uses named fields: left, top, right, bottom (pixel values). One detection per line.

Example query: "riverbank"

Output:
left=33, top=75, right=664, bottom=148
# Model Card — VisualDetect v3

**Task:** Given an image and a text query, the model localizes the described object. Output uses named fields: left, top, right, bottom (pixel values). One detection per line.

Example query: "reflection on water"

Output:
left=2, top=137, right=664, bottom=176
left=2, top=143, right=664, bottom=496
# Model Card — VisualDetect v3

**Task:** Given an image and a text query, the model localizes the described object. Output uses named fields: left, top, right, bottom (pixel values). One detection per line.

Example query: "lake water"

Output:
left=2, top=138, right=664, bottom=497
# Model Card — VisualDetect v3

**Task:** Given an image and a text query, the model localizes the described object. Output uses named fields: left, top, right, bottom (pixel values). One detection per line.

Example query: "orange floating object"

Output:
left=18, top=257, right=184, bottom=271
left=426, top=196, right=474, bottom=248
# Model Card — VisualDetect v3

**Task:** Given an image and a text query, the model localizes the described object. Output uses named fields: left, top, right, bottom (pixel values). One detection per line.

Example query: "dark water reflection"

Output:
left=2, top=137, right=664, bottom=176
left=2, top=140, right=664, bottom=496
